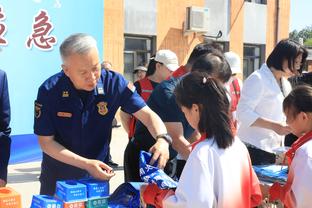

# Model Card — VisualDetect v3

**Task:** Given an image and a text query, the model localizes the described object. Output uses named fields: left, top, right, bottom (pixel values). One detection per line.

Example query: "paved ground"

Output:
left=7, top=126, right=129, bottom=207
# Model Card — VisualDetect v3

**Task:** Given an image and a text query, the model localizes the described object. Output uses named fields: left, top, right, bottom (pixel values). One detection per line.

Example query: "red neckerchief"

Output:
left=191, top=122, right=236, bottom=150
left=285, top=130, right=312, bottom=165
left=191, top=133, right=207, bottom=150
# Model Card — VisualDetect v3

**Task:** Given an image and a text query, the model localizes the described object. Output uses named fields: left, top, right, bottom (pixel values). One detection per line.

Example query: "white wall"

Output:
left=124, top=0, right=157, bottom=35
left=244, top=2, right=267, bottom=44
left=204, top=0, right=230, bottom=41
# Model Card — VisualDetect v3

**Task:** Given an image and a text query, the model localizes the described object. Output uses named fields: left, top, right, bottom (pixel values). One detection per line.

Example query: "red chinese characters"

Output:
left=26, top=10, right=57, bottom=50
left=0, top=5, right=8, bottom=46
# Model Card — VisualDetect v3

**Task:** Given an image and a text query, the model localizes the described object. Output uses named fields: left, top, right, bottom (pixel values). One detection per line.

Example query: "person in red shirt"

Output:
left=224, top=51, right=243, bottom=129
left=133, top=66, right=148, bottom=81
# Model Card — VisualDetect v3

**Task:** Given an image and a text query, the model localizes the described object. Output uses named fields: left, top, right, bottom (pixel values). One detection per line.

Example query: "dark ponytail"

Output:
left=175, top=72, right=234, bottom=149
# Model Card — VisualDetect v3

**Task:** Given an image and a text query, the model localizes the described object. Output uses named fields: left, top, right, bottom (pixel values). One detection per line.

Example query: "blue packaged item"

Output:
left=139, top=151, right=177, bottom=189
left=253, top=165, right=288, bottom=184
left=79, top=178, right=109, bottom=199
left=86, top=197, right=108, bottom=208
left=108, top=182, right=145, bottom=208
left=30, top=195, right=63, bottom=208
left=55, top=180, right=87, bottom=202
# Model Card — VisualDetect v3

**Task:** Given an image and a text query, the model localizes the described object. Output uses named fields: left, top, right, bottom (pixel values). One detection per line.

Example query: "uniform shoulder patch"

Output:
left=127, top=82, right=136, bottom=93
left=34, top=101, right=42, bottom=119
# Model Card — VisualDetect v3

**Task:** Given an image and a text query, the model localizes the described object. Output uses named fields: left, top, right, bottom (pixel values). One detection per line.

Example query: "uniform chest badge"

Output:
left=97, top=101, right=108, bottom=116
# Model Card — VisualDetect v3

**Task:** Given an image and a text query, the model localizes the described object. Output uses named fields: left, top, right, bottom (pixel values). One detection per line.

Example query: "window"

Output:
left=124, top=35, right=155, bottom=82
left=243, top=44, right=265, bottom=79
left=244, top=0, right=267, bottom=4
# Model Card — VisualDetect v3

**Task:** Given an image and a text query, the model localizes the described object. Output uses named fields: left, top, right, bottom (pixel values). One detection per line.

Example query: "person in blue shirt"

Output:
left=0, top=69, right=11, bottom=187
left=34, top=33, right=171, bottom=195
left=124, top=50, right=232, bottom=182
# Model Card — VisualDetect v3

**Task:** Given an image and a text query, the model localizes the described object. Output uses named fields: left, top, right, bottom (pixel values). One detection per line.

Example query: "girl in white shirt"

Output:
left=237, top=39, right=307, bottom=165
left=269, top=85, right=312, bottom=208
left=143, top=72, right=262, bottom=208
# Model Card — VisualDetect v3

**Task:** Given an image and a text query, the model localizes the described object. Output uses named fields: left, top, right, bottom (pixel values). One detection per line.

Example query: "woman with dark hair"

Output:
left=269, top=85, right=312, bottom=207
left=142, top=72, right=262, bottom=208
left=237, top=39, right=307, bottom=165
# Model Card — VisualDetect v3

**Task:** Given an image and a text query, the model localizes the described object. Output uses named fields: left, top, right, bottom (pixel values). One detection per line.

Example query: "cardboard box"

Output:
left=30, top=195, right=62, bottom=208
left=85, top=197, right=108, bottom=208
left=55, top=180, right=87, bottom=202
left=0, top=187, right=21, bottom=208
left=79, top=179, right=109, bottom=199
left=63, top=200, right=85, bottom=208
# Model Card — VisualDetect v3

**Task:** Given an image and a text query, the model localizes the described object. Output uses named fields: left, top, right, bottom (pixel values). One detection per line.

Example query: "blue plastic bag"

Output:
left=253, top=165, right=288, bottom=184
left=139, top=151, right=177, bottom=189
left=108, top=182, right=144, bottom=208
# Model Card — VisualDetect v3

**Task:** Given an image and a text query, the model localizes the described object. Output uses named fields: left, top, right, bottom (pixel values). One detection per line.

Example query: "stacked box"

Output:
left=0, top=187, right=21, bottom=208
left=85, top=197, right=108, bottom=208
left=79, top=179, right=109, bottom=199
left=63, top=201, right=85, bottom=208
left=55, top=180, right=87, bottom=202
left=79, top=179, right=109, bottom=208
left=30, top=195, right=62, bottom=208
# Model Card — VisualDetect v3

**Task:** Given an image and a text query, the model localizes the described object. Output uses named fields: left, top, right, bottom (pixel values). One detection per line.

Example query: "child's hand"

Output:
left=140, top=184, right=148, bottom=208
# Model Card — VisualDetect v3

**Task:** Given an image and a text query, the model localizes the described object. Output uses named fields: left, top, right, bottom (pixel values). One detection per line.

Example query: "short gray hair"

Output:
left=60, top=33, right=98, bottom=60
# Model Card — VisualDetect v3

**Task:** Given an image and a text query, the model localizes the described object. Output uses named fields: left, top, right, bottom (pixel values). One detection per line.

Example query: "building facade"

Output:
left=103, top=0, right=290, bottom=81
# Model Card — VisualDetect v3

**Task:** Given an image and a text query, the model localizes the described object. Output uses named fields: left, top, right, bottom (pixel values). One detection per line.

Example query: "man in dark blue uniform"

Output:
left=0, top=69, right=11, bottom=187
left=34, top=33, right=171, bottom=195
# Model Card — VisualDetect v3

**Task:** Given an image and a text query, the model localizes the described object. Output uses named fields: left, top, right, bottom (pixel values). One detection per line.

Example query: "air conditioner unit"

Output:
left=185, top=6, right=209, bottom=32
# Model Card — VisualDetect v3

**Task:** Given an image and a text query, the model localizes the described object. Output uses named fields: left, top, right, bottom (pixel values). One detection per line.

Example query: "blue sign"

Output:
left=0, top=0, right=104, bottom=136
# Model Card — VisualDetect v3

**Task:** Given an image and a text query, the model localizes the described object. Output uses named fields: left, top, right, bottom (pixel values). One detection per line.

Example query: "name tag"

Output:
left=57, top=112, right=72, bottom=118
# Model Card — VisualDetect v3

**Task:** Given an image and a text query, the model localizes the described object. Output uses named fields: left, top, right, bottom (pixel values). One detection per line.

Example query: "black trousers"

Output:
left=176, top=160, right=186, bottom=179
left=0, top=136, right=11, bottom=182
left=39, top=154, right=87, bottom=195
left=246, top=146, right=276, bottom=165
left=124, top=141, right=141, bottom=182
left=285, top=133, right=298, bottom=147
left=124, top=140, right=178, bottom=182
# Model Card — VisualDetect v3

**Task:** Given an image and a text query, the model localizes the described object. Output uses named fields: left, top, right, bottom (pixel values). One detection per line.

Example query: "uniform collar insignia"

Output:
left=62, top=90, right=69, bottom=97
left=96, top=77, right=104, bottom=95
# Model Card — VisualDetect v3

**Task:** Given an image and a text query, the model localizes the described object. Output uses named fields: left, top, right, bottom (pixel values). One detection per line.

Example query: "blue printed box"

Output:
left=86, top=197, right=108, bottom=208
left=30, top=195, right=63, bottom=208
left=79, top=179, right=109, bottom=199
left=55, top=180, right=87, bottom=202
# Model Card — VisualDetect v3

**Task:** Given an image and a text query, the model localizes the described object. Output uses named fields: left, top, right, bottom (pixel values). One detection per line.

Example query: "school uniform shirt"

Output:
left=163, top=137, right=262, bottom=208
left=237, top=64, right=292, bottom=152
left=284, top=140, right=312, bottom=207
left=34, top=69, right=145, bottom=176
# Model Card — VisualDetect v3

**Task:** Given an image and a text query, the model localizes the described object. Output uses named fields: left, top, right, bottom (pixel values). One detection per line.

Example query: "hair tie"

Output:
left=202, top=77, right=207, bottom=84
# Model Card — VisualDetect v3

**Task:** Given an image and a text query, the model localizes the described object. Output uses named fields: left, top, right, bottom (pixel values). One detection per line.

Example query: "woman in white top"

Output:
left=143, top=72, right=262, bottom=208
left=237, top=39, right=307, bottom=165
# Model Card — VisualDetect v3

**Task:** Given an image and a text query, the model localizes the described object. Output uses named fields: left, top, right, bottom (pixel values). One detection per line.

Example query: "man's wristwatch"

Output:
left=156, top=133, right=172, bottom=145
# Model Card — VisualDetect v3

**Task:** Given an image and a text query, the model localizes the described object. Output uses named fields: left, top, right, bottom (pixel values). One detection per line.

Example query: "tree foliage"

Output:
left=289, top=25, right=312, bottom=46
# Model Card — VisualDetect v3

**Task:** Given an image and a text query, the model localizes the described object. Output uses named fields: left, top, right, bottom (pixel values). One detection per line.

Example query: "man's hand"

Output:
left=149, top=138, right=169, bottom=169
left=0, top=179, right=6, bottom=187
left=84, top=159, right=116, bottom=180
